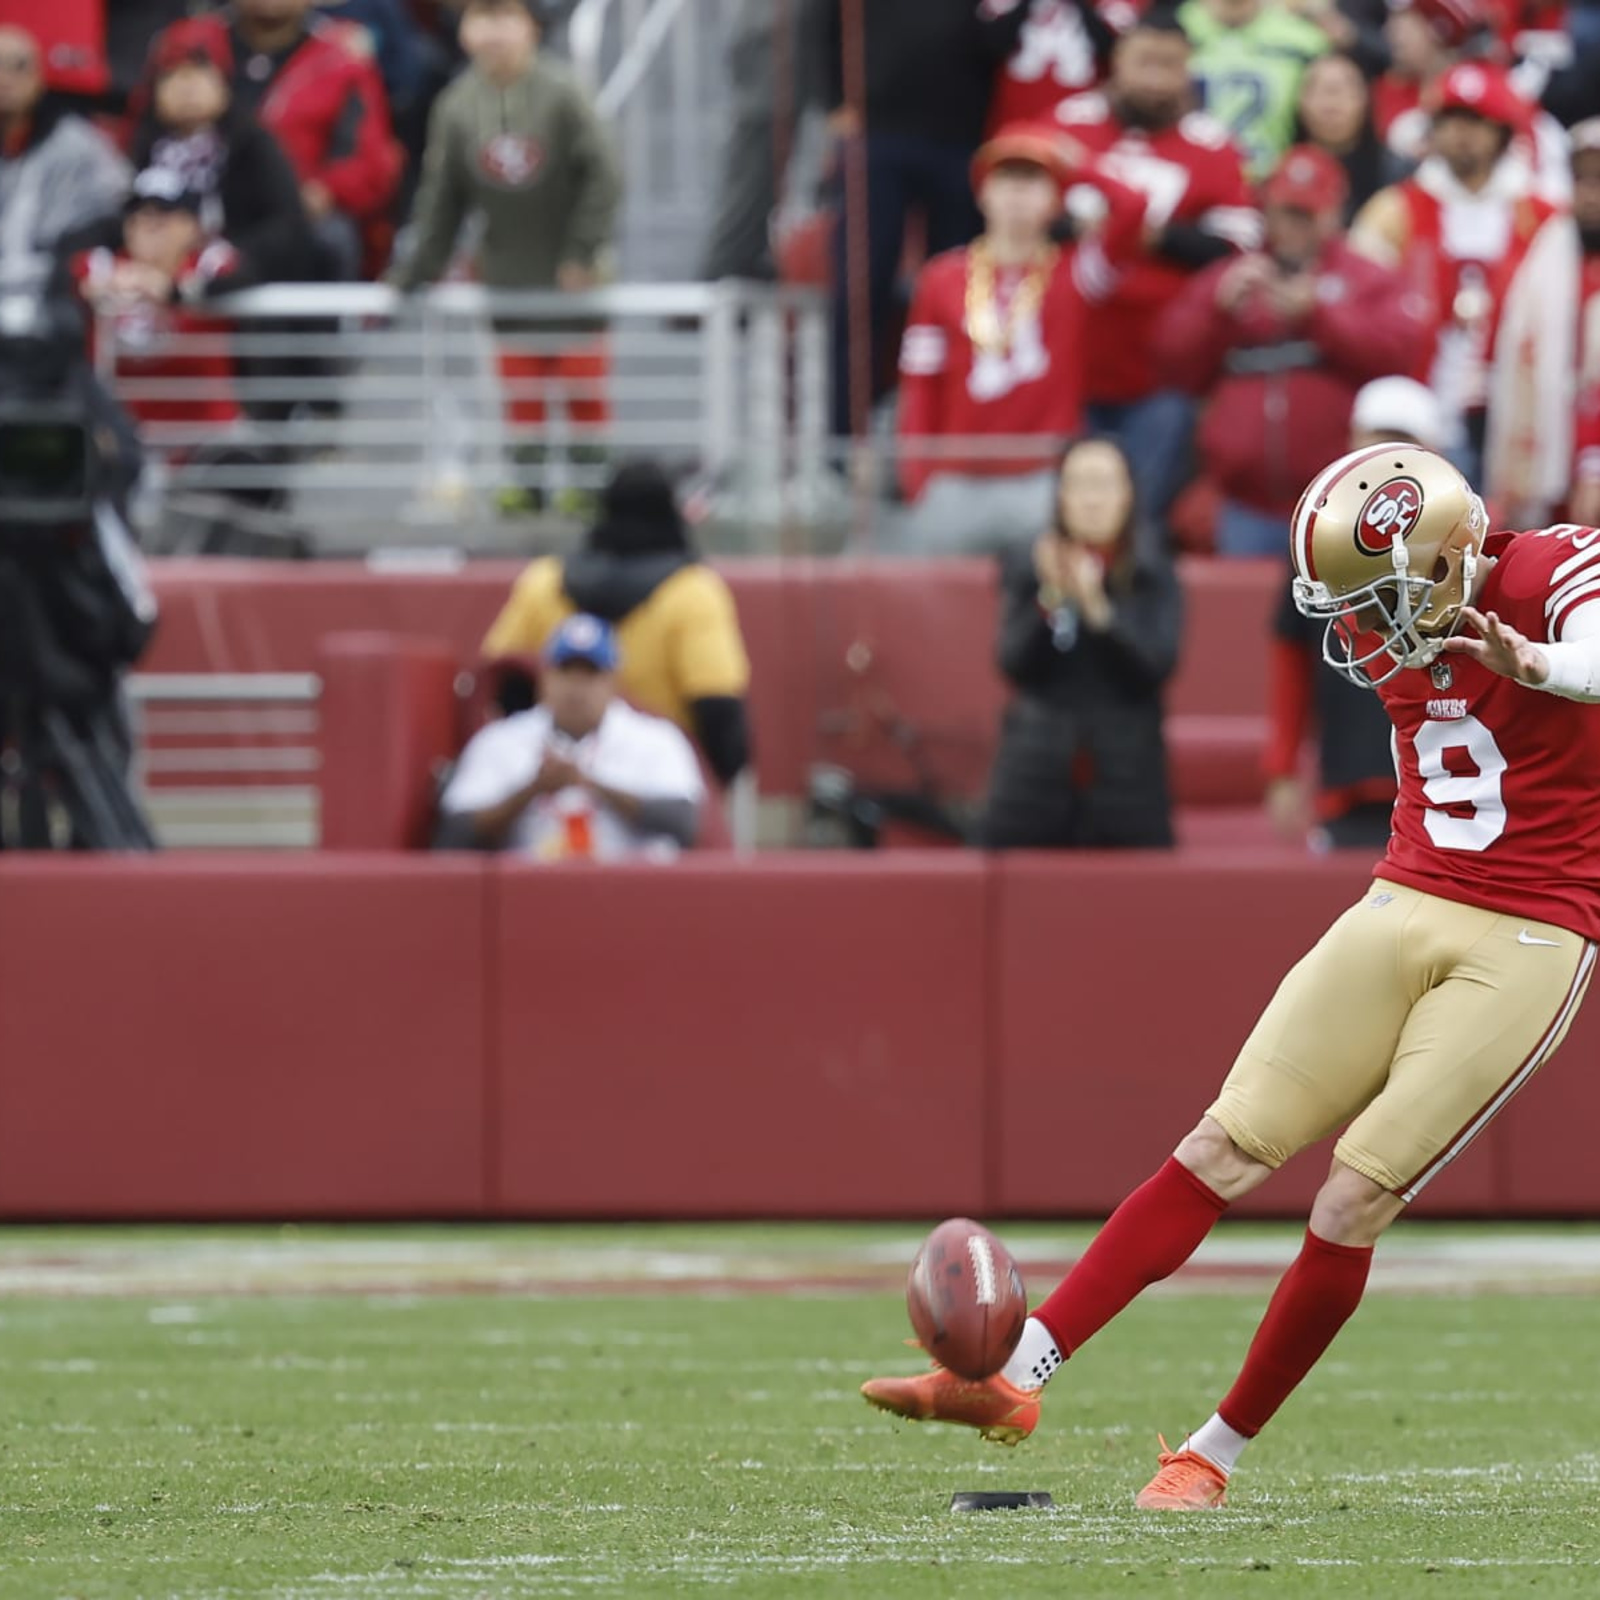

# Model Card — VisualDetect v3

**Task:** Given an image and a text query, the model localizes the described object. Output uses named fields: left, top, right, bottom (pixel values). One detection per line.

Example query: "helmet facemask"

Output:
left=1291, top=495, right=1485, bottom=688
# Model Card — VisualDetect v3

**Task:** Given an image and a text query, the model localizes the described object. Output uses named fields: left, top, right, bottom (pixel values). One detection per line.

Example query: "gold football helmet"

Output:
left=1289, top=443, right=1488, bottom=687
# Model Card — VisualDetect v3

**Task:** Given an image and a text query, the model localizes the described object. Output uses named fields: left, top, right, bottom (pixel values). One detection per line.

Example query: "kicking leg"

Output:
left=859, top=1119, right=1269, bottom=1443
left=1001, top=1119, right=1270, bottom=1387
left=861, top=883, right=1416, bottom=1446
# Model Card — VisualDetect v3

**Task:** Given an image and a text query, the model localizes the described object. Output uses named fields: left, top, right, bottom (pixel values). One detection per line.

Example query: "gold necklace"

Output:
left=964, top=239, right=1059, bottom=357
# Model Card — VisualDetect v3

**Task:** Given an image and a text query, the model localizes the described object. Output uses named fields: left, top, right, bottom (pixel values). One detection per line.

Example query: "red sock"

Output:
left=1217, top=1228, right=1373, bottom=1438
left=1034, top=1157, right=1228, bottom=1356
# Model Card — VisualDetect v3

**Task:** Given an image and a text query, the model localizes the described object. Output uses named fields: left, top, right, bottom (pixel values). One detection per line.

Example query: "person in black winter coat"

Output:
left=123, top=41, right=315, bottom=287
left=979, top=436, right=1182, bottom=849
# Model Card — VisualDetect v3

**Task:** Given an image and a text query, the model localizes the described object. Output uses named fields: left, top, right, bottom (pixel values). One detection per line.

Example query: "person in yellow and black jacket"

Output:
left=482, top=460, right=753, bottom=786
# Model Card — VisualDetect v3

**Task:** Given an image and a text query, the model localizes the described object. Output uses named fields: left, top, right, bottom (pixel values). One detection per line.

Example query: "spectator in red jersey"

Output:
left=1352, top=62, right=1565, bottom=490
left=1158, top=144, right=1426, bottom=555
left=1053, top=9, right=1263, bottom=553
left=985, top=0, right=1141, bottom=131
left=1380, top=0, right=1572, bottom=202
left=140, top=2, right=402, bottom=278
left=1292, top=50, right=1399, bottom=218
left=1263, top=375, right=1445, bottom=852
left=978, top=434, right=1180, bottom=849
left=1374, top=0, right=1491, bottom=161
left=893, top=122, right=1145, bottom=555
left=1571, top=121, right=1600, bottom=529
left=72, top=167, right=244, bottom=446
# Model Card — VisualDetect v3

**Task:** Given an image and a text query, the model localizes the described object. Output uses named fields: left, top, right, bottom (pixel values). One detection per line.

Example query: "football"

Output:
left=906, top=1218, right=1028, bottom=1381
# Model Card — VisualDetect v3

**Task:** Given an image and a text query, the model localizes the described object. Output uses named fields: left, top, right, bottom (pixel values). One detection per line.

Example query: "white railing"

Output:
left=129, top=673, right=322, bottom=849
left=97, top=280, right=831, bottom=557
left=568, top=0, right=745, bottom=279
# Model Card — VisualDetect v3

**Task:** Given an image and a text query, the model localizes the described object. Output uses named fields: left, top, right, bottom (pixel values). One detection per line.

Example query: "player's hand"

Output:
left=1443, top=606, right=1549, bottom=686
left=1265, top=775, right=1310, bottom=843
left=557, top=261, right=597, bottom=293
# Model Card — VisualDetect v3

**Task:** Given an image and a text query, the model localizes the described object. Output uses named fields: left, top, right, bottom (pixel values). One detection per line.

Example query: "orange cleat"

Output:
left=859, top=1367, right=1040, bottom=1446
left=1134, top=1435, right=1229, bottom=1509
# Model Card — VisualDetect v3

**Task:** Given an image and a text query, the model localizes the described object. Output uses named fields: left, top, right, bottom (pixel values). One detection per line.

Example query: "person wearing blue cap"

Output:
left=436, top=614, right=705, bottom=860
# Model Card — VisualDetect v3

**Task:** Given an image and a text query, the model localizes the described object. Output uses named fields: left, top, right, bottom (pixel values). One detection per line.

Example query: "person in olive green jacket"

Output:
left=390, top=0, right=623, bottom=511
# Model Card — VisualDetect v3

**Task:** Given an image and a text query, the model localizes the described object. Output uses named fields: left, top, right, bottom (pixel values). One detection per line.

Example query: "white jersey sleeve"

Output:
left=1536, top=598, right=1600, bottom=702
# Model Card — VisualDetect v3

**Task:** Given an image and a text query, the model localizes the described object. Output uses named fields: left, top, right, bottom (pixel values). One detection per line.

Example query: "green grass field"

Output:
left=4, top=1223, right=1600, bottom=1598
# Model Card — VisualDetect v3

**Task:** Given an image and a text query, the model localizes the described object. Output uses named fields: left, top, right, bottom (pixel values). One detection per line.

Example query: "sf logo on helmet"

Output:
left=1354, top=476, right=1425, bottom=556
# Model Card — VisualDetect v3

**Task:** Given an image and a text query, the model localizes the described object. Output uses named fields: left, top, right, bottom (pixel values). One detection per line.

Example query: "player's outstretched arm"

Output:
left=1445, top=603, right=1600, bottom=701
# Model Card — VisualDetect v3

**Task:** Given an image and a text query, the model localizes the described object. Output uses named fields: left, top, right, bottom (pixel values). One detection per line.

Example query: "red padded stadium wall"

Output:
left=2, top=854, right=1597, bottom=1218
left=488, top=857, right=990, bottom=1217
left=0, top=858, right=490, bottom=1217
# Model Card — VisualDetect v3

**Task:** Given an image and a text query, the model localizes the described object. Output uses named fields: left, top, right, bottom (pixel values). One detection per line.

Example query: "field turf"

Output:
left=3, top=1223, right=1600, bottom=1597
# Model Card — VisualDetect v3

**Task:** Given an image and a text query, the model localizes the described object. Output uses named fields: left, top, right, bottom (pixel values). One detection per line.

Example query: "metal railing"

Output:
left=99, top=280, right=831, bottom=558
left=129, top=673, right=321, bottom=849
left=568, top=0, right=745, bottom=280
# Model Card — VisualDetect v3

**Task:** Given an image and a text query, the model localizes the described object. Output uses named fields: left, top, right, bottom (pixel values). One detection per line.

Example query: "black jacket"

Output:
left=813, top=0, right=1012, bottom=148
left=131, top=112, right=315, bottom=288
left=980, top=543, right=1182, bottom=849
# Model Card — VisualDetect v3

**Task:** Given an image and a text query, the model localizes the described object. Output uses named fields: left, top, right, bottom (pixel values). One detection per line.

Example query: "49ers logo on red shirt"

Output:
left=1354, top=476, right=1425, bottom=555
left=479, top=134, right=545, bottom=187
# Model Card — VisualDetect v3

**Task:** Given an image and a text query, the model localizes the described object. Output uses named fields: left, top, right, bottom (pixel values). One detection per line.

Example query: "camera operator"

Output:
left=0, top=267, right=159, bottom=851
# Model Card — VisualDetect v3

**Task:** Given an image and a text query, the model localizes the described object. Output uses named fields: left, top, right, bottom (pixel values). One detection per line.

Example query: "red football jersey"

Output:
left=896, top=164, right=1144, bottom=500
left=72, top=246, right=242, bottom=439
left=987, top=0, right=1141, bottom=131
left=1376, top=526, right=1600, bottom=940
left=1051, top=92, right=1260, bottom=403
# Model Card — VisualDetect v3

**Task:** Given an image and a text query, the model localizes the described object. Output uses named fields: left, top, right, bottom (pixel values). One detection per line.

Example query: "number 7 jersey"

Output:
left=1376, top=525, right=1600, bottom=940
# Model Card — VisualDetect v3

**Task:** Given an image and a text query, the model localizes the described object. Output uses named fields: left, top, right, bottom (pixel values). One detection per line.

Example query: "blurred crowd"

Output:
left=751, top=0, right=1600, bottom=554
left=5, top=0, right=1598, bottom=541
left=0, top=0, right=618, bottom=509
left=6, top=0, right=1600, bottom=862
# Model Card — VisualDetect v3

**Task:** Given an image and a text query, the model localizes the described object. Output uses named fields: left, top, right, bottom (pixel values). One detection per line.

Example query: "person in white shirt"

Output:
left=437, top=614, right=704, bottom=860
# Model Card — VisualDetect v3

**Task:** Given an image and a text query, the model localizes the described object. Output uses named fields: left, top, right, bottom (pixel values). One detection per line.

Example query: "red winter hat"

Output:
left=1261, top=143, right=1349, bottom=216
left=971, top=121, right=1082, bottom=200
left=1431, top=62, right=1529, bottom=130
left=1393, top=0, right=1492, bottom=49
left=152, top=18, right=233, bottom=79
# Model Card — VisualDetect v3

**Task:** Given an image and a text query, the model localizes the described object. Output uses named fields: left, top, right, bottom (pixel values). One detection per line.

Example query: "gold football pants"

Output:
left=1209, top=881, right=1596, bottom=1199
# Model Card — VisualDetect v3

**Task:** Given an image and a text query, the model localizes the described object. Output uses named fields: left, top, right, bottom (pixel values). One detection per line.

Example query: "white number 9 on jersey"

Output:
left=1414, top=716, right=1508, bottom=852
